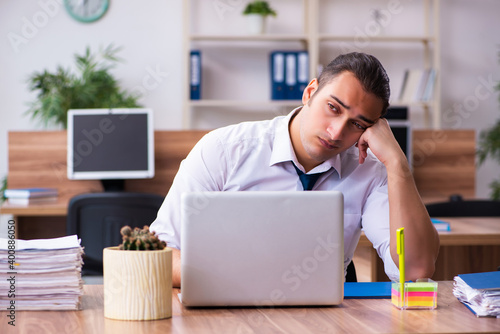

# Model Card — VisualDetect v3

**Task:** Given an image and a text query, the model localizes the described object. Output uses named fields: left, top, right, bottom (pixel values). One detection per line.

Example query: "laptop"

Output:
left=180, top=191, right=344, bottom=307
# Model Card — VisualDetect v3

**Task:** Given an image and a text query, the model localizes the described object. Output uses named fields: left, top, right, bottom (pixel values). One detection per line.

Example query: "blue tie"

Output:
left=293, top=164, right=325, bottom=191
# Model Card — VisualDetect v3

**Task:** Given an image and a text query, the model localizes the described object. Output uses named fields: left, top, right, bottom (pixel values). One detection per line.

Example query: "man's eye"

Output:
left=328, top=103, right=338, bottom=113
left=352, top=122, right=366, bottom=130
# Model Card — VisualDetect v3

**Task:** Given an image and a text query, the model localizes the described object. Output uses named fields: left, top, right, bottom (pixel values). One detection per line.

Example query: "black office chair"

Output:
left=346, top=260, right=357, bottom=282
left=425, top=195, right=500, bottom=217
left=67, top=192, right=165, bottom=276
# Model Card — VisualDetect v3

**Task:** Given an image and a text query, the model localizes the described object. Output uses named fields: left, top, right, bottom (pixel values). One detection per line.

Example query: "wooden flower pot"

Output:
left=103, top=247, right=172, bottom=320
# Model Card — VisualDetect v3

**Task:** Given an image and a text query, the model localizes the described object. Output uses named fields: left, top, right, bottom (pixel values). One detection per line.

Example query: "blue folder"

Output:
left=296, top=51, right=309, bottom=100
left=458, top=271, right=500, bottom=290
left=284, top=52, right=297, bottom=100
left=190, top=50, right=201, bottom=100
left=270, top=51, right=285, bottom=100
left=344, top=282, right=392, bottom=299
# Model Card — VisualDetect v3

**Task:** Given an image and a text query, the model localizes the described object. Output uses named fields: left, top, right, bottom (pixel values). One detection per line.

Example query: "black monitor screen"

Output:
left=67, top=109, right=154, bottom=182
left=390, top=126, right=409, bottom=157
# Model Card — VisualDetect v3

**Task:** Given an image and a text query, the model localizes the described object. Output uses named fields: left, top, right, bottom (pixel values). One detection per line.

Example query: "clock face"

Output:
left=64, top=0, right=109, bottom=23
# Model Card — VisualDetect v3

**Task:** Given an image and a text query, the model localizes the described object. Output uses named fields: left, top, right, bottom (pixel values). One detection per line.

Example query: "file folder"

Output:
left=190, top=50, right=201, bottom=100
left=296, top=51, right=309, bottom=100
left=285, top=52, right=298, bottom=100
left=344, top=282, right=392, bottom=299
left=270, top=51, right=285, bottom=100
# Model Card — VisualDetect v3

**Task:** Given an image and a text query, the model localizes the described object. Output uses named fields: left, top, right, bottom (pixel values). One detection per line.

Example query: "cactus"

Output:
left=118, top=225, right=166, bottom=251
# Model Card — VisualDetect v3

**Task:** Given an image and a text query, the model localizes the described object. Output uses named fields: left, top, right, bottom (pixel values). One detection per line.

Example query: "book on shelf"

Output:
left=398, top=68, right=436, bottom=104
left=452, top=271, right=500, bottom=317
left=285, top=52, right=297, bottom=100
left=190, top=50, right=201, bottom=100
left=270, top=51, right=286, bottom=100
left=421, top=68, right=436, bottom=102
left=0, top=235, right=84, bottom=311
left=270, top=50, right=309, bottom=101
left=3, top=187, right=58, bottom=199
left=296, top=51, right=309, bottom=100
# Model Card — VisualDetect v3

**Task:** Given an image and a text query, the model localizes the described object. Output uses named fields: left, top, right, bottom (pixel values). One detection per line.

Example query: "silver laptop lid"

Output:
left=181, top=191, right=344, bottom=307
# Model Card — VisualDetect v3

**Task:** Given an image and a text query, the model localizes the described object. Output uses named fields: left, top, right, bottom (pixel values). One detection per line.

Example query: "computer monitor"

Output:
left=385, top=106, right=412, bottom=167
left=67, top=108, right=154, bottom=191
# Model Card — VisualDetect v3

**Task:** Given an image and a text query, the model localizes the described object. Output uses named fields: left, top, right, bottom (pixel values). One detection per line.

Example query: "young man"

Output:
left=150, top=52, right=440, bottom=288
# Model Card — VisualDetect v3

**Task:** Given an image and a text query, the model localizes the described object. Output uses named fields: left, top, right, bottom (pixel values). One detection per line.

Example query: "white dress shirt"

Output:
left=151, top=108, right=399, bottom=281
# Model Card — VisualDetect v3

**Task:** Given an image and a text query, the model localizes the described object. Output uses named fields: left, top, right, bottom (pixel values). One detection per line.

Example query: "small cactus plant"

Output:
left=119, top=225, right=166, bottom=251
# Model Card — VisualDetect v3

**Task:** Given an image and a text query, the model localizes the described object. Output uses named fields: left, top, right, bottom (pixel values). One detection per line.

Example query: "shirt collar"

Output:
left=269, top=107, right=343, bottom=178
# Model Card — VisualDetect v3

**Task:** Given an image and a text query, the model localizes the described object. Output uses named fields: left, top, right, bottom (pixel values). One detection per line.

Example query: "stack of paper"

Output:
left=453, top=271, right=500, bottom=317
left=0, top=235, right=83, bottom=310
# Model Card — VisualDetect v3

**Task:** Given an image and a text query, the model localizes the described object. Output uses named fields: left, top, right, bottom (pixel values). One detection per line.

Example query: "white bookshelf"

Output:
left=183, top=0, right=441, bottom=129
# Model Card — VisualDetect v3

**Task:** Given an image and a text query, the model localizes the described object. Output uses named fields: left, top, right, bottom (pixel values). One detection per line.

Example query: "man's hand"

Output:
left=356, top=118, right=405, bottom=167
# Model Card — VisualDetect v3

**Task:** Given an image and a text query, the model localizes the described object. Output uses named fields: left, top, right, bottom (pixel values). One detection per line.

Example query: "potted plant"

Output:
left=26, top=44, right=141, bottom=129
left=242, top=1, right=277, bottom=34
left=477, top=55, right=500, bottom=200
left=103, top=225, right=172, bottom=320
left=478, top=119, right=500, bottom=200
left=0, top=176, right=6, bottom=203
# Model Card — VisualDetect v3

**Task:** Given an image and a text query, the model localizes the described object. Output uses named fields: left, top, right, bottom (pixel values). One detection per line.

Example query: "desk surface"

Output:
left=0, top=196, right=70, bottom=216
left=1, top=282, right=499, bottom=333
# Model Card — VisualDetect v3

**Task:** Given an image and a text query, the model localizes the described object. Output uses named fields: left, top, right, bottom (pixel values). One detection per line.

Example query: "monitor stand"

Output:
left=101, top=179, right=125, bottom=192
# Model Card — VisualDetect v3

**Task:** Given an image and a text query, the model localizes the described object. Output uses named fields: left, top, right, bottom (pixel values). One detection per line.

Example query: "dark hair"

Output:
left=316, top=52, right=390, bottom=116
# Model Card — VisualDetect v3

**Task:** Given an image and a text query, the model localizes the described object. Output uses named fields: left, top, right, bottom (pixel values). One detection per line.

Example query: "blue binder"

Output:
left=296, top=51, right=309, bottom=100
left=270, top=51, right=285, bottom=100
left=190, top=50, right=201, bottom=100
left=285, top=52, right=298, bottom=100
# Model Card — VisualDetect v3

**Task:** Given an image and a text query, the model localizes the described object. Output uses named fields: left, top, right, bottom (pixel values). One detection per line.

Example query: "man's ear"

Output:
left=302, top=78, right=319, bottom=105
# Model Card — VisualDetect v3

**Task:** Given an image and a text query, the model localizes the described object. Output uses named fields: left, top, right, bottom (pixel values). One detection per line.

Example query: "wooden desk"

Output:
left=357, top=217, right=500, bottom=281
left=1, top=282, right=498, bottom=333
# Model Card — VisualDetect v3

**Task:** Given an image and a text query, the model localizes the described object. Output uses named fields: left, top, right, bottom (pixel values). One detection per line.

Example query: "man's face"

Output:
left=291, top=71, right=384, bottom=170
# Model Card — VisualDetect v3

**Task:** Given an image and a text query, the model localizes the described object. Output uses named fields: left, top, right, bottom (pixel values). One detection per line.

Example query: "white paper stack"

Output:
left=0, top=235, right=84, bottom=310
left=453, top=271, right=500, bottom=317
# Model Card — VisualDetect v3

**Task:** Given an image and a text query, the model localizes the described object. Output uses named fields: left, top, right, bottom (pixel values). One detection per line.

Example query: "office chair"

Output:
left=346, top=260, right=357, bottom=282
left=67, top=192, right=165, bottom=276
left=425, top=195, right=500, bottom=217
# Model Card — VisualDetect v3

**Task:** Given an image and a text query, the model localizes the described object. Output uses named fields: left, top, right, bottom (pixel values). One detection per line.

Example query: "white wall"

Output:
left=0, top=0, right=499, bottom=199
left=440, top=0, right=500, bottom=199
left=0, top=0, right=183, bottom=178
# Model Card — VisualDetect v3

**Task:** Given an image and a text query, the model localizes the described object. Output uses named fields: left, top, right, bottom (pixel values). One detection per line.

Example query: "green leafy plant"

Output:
left=26, top=45, right=141, bottom=129
left=119, top=225, right=166, bottom=251
left=478, top=121, right=500, bottom=200
left=243, top=1, right=277, bottom=17
left=477, top=60, right=500, bottom=199
left=0, top=176, right=6, bottom=203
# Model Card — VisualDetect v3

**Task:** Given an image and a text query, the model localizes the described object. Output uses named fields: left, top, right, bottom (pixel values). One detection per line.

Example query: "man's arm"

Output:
left=357, top=118, right=440, bottom=280
left=170, top=247, right=181, bottom=288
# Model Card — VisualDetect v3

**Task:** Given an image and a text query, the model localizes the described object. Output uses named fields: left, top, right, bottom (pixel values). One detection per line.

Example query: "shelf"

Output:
left=188, top=100, right=302, bottom=108
left=392, top=100, right=435, bottom=106
left=190, top=34, right=309, bottom=42
left=319, top=35, right=436, bottom=44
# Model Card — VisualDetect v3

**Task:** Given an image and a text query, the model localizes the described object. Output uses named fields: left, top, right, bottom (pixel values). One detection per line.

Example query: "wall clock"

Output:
left=64, top=0, right=110, bottom=23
